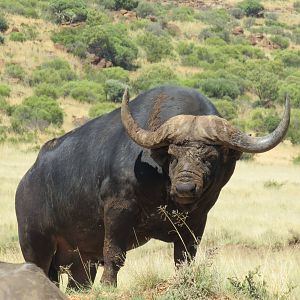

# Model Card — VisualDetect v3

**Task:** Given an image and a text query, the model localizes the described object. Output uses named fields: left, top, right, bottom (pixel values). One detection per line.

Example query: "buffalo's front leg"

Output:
left=100, top=198, right=138, bottom=286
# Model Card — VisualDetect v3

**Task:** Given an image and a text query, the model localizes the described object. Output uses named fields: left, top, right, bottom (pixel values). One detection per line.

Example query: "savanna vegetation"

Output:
left=0, top=0, right=300, bottom=299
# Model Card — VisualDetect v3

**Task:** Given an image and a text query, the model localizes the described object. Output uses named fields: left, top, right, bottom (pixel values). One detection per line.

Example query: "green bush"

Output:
left=230, top=8, right=244, bottom=19
left=132, top=64, right=178, bottom=93
left=200, top=78, right=241, bottom=100
left=270, top=35, right=290, bottom=49
left=31, top=58, right=77, bottom=85
left=214, top=99, right=237, bottom=120
left=0, top=14, right=8, bottom=32
left=275, top=50, right=300, bottom=67
left=104, top=80, right=127, bottom=102
left=86, top=24, right=138, bottom=70
left=170, top=6, right=195, bottom=22
left=288, top=109, right=300, bottom=144
left=12, top=96, right=63, bottom=132
left=278, top=82, right=300, bottom=108
left=62, top=80, right=105, bottom=103
left=135, top=1, right=158, bottom=18
left=237, top=0, right=264, bottom=17
left=34, top=83, right=60, bottom=99
left=115, top=0, right=139, bottom=10
left=248, top=108, right=280, bottom=135
left=10, top=32, right=27, bottom=42
left=0, top=84, right=11, bottom=97
left=137, top=32, right=173, bottom=63
left=89, top=102, right=119, bottom=118
left=0, top=97, right=14, bottom=116
left=5, top=63, right=26, bottom=80
left=293, top=1, right=300, bottom=12
left=197, top=9, right=231, bottom=30
left=49, top=0, right=87, bottom=24
left=0, top=35, right=4, bottom=44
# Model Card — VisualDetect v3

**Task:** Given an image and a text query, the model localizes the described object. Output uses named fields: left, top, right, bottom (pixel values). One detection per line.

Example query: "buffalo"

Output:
left=15, top=86, right=290, bottom=287
left=0, top=262, right=67, bottom=300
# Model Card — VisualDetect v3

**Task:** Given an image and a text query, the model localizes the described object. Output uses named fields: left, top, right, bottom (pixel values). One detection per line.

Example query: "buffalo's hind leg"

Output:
left=18, top=227, right=57, bottom=279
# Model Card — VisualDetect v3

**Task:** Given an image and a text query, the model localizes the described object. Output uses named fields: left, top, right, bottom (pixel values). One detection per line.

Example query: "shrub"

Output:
left=214, top=99, right=237, bottom=120
left=86, top=66, right=129, bottom=84
left=10, top=32, right=26, bottom=42
left=170, top=6, right=195, bottom=22
left=62, top=80, right=105, bottom=103
left=34, top=83, right=59, bottom=99
left=137, top=32, right=173, bottom=63
left=49, top=0, right=87, bottom=24
left=89, top=102, right=119, bottom=118
left=230, top=8, right=244, bottom=19
left=0, top=84, right=11, bottom=97
left=0, top=35, right=4, bottom=44
left=288, top=109, right=300, bottom=144
left=248, top=108, right=280, bottom=135
left=132, top=64, right=178, bottom=93
left=5, top=63, right=26, bottom=80
left=104, top=79, right=127, bottom=102
left=293, top=1, right=300, bottom=12
left=86, top=24, right=138, bottom=70
left=12, top=96, right=63, bottom=132
left=197, top=9, right=231, bottom=30
left=237, top=0, right=264, bottom=17
left=278, top=82, right=300, bottom=108
left=275, top=50, right=300, bottom=67
left=0, top=14, right=8, bottom=32
left=200, top=78, right=241, bottom=100
left=0, top=97, right=14, bottom=116
left=114, top=0, right=139, bottom=10
left=270, top=35, right=290, bottom=49
left=135, top=1, right=158, bottom=18
left=31, top=59, right=77, bottom=85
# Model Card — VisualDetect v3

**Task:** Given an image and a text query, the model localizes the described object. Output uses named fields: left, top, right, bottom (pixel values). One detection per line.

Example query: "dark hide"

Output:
left=0, top=262, right=67, bottom=300
left=15, top=85, right=241, bottom=287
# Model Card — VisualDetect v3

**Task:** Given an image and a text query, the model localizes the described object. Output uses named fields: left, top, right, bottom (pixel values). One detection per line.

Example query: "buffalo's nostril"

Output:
left=176, top=182, right=196, bottom=193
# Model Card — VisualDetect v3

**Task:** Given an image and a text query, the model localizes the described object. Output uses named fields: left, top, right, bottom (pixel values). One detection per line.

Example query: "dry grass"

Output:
left=0, top=143, right=299, bottom=299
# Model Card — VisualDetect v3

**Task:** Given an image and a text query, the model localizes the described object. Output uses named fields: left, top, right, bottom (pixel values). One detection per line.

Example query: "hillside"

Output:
left=0, top=0, right=300, bottom=153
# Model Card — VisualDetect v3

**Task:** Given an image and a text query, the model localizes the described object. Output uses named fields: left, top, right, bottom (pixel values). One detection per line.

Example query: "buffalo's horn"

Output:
left=121, top=90, right=290, bottom=152
left=216, top=96, right=290, bottom=153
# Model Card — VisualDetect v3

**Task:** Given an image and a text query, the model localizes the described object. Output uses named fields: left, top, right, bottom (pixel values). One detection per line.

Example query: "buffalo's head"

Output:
left=121, top=89, right=290, bottom=210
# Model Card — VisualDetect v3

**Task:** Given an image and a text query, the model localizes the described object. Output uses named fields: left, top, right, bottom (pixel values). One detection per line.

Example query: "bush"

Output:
left=0, top=84, right=11, bottom=97
left=85, top=66, right=129, bottom=84
left=293, top=1, right=300, bottom=12
left=135, top=1, right=158, bottom=18
left=62, top=80, right=105, bottom=103
left=0, top=14, right=8, bottom=32
left=270, top=35, right=290, bottom=49
left=86, top=24, right=138, bottom=70
left=49, top=0, right=87, bottom=24
left=104, top=79, right=127, bottom=102
left=10, top=32, right=26, bottom=42
left=288, top=109, right=300, bottom=144
left=237, top=0, right=264, bottom=17
left=5, top=63, right=26, bottom=80
left=200, top=78, right=241, bottom=100
left=89, top=102, right=119, bottom=118
left=114, top=0, right=139, bottom=10
left=0, top=97, right=14, bottom=116
left=214, top=99, right=237, bottom=120
left=276, top=50, right=300, bottom=67
left=230, top=8, right=244, bottom=19
left=247, top=108, right=280, bottom=135
left=31, top=58, right=77, bottom=85
left=12, top=96, right=63, bottom=132
left=137, top=32, right=173, bottom=63
left=170, top=6, right=195, bottom=22
left=197, top=9, right=232, bottom=30
left=0, top=35, right=4, bottom=44
left=34, top=83, right=59, bottom=99
left=132, top=64, right=178, bottom=93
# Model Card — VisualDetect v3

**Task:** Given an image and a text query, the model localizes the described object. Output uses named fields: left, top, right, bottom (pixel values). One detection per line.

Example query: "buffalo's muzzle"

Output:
left=175, top=182, right=196, bottom=196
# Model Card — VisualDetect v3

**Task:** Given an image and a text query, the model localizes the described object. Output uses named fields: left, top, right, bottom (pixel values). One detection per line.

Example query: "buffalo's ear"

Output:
left=150, top=147, right=170, bottom=167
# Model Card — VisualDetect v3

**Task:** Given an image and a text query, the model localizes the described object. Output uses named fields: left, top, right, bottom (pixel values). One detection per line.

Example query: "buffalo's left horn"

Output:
left=121, top=90, right=290, bottom=153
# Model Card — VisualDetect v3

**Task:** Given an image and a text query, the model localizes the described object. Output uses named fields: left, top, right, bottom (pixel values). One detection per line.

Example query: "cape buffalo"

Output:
left=15, top=85, right=290, bottom=287
left=0, top=262, right=67, bottom=300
